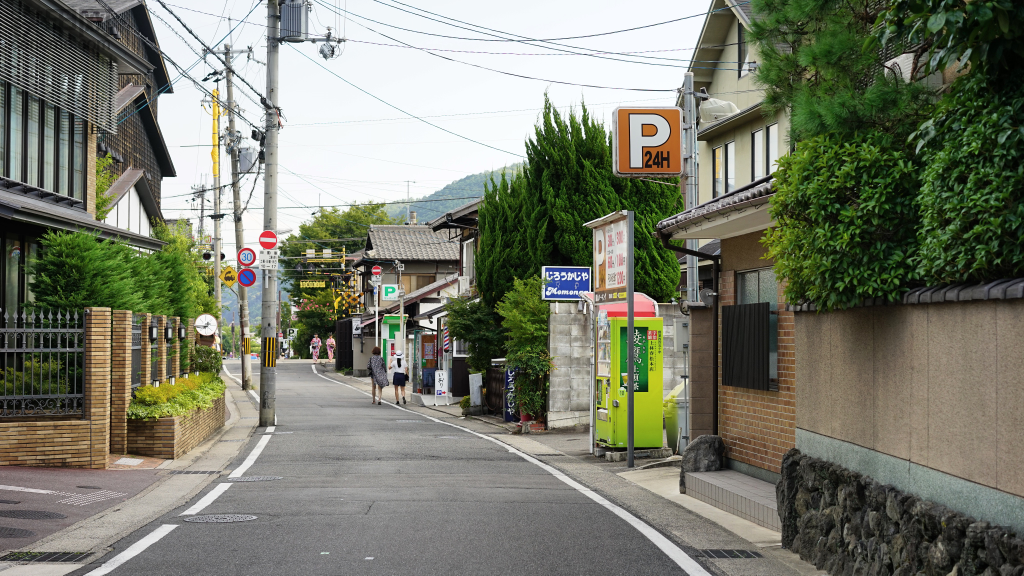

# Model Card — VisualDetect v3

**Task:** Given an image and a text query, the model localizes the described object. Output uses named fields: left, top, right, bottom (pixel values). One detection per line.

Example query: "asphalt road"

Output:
left=68, top=361, right=699, bottom=576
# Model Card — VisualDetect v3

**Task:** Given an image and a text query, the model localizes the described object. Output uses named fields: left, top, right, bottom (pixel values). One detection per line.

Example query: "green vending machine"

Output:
left=595, top=315, right=664, bottom=449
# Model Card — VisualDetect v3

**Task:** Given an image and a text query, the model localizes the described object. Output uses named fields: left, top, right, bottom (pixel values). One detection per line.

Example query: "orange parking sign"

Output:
left=612, top=107, right=684, bottom=177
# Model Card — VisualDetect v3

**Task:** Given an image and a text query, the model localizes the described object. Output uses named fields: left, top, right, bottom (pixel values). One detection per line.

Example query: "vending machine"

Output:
left=594, top=313, right=664, bottom=449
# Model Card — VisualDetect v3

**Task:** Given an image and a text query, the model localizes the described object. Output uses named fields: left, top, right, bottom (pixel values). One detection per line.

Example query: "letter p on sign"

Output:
left=613, top=107, right=683, bottom=177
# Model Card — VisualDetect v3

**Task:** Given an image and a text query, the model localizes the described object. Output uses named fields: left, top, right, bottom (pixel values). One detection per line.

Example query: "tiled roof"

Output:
left=427, top=199, right=482, bottom=230
left=785, top=278, right=1024, bottom=312
left=383, top=274, right=459, bottom=313
left=657, top=176, right=774, bottom=236
left=366, top=225, right=458, bottom=261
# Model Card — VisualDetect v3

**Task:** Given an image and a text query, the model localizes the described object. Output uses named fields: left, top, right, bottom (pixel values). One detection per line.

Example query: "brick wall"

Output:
left=140, top=314, right=152, bottom=386
left=127, top=396, right=225, bottom=459
left=170, top=316, right=179, bottom=380
left=110, top=310, right=132, bottom=455
left=716, top=260, right=797, bottom=475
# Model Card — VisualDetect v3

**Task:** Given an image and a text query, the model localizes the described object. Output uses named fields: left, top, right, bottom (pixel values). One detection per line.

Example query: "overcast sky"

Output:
left=151, top=0, right=710, bottom=251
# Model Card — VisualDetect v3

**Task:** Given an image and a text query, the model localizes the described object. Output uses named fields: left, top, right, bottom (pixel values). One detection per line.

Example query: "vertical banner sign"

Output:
left=435, top=370, right=449, bottom=397
left=503, top=369, right=519, bottom=422
left=617, top=326, right=662, bottom=393
left=589, top=213, right=630, bottom=304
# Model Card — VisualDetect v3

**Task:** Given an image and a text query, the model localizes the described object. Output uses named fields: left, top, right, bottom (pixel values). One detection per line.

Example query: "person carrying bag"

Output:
left=388, top=350, right=409, bottom=405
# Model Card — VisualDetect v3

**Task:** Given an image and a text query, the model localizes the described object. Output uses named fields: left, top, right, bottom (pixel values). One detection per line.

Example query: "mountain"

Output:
left=386, top=164, right=522, bottom=223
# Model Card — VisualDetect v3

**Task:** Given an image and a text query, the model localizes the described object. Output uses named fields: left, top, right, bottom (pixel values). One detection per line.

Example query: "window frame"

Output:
left=733, top=266, right=779, bottom=389
left=712, top=145, right=724, bottom=198
left=767, top=123, right=780, bottom=175
left=752, top=128, right=764, bottom=180
left=738, top=23, right=749, bottom=78
left=725, top=140, right=736, bottom=193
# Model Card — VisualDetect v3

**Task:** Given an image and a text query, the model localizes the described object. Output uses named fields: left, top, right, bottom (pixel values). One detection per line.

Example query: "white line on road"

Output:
left=229, top=433, right=272, bottom=478
left=0, top=484, right=58, bottom=495
left=310, top=364, right=712, bottom=576
left=179, top=482, right=232, bottom=516
left=266, top=426, right=276, bottom=433
left=222, top=368, right=242, bottom=385
left=83, top=524, right=178, bottom=576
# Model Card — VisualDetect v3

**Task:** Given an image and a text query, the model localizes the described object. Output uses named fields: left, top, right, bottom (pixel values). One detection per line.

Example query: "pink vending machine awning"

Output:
left=583, top=292, right=658, bottom=318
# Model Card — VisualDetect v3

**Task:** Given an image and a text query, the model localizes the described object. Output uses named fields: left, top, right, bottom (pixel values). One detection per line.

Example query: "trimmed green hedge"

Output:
left=127, top=373, right=226, bottom=420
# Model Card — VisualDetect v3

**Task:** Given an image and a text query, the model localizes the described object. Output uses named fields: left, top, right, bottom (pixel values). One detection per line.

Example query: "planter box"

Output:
left=126, top=396, right=225, bottom=460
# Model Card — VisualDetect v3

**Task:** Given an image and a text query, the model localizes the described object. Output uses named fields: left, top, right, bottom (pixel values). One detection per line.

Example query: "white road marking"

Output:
left=311, top=364, right=712, bottom=576
left=266, top=426, right=276, bottom=433
left=229, top=434, right=272, bottom=478
left=83, top=524, right=178, bottom=576
left=249, top=390, right=259, bottom=403
left=179, top=482, right=232, bottom=516
left=222, top=368, right=242, bottom=385
left=0, top=484, right=58, bottom=495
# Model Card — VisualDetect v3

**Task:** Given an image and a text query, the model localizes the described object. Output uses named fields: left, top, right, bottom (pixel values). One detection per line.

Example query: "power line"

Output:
left=289, top=45, right=526, bottom=157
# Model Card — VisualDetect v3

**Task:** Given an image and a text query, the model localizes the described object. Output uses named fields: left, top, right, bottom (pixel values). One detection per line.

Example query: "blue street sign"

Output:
left=541, top=266, right=592, bottom=301
left=237, top=268, right=257, bottom=288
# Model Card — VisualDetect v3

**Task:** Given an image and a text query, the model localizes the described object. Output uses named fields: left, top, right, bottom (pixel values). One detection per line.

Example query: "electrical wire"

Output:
left=289, top=45, right=525, bottom=157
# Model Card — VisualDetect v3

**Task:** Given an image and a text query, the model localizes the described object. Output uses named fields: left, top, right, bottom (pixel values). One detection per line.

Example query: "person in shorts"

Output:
left=367, top=346, right=388, bottom=405
left=388, top=350, right=409, bottom=405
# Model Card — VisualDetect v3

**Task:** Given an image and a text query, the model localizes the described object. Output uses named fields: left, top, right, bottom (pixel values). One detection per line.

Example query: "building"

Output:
left=0, top=0, right=170, bottom=314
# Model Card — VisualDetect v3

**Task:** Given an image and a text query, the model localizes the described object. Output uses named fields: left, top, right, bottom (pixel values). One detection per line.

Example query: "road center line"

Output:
left=83, top=524, right=178, bottom=576
left=179, top=482, right=232, bottom=516
left=229, top=433, right=272, bottom=478
left=310, top=364, right=712, bottom=576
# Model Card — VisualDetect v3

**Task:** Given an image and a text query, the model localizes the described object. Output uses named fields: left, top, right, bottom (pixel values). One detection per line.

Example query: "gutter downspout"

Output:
left=659, top=236, right=721, bottom=436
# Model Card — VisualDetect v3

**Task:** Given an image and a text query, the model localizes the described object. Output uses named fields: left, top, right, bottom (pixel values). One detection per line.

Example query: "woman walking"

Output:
left=325, top=335, right=336, bottom=361
left=310, top=334, right=322, bottom=362
left=388, top=350, right=409, bottom=405
left=367, top=346, right=388, bottom=405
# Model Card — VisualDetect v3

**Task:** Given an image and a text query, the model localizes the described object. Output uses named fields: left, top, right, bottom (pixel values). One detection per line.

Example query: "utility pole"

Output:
left=224, top=43, right=253, bottom=390
left=211, top=86, right=223, bottom=352
left=259, top=0, right=281, bottom=428
left=680, top=73, right=702, bottom=301
left=405, top=180, right=414, bottom=223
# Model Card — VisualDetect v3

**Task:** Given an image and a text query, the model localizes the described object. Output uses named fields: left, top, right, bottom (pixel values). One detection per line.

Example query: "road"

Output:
left=69, top=361, right=712, bottom=576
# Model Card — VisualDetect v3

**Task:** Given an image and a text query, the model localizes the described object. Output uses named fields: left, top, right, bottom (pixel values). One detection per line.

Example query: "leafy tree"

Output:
left=750, top=0, right=931, bottom=141
left=443, top=297, right=505, bottom=372
left=29, top=231, right=144, bottom=312
left=476, top=96, right=681, bottom=309
left=152, top=221, right=216, bottom=321
left=94, top=154, right=118, bottom=220
left=496, top=276, right=551, bottom=418
left=762, top=132, right=921, bottom=310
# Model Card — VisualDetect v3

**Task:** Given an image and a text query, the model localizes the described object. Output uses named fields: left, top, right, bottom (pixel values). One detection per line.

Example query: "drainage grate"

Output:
left=0, top=551, right=91, bottom=563
left=0, top=499, right=20, bottom=505
left=225, top=476, right=282, bottom=482
left=698, top=549, right=763, bottom=559
left=0, top=510, right=67, bottom=520
left=169, top=471, right=222, bottom=475
left=0, top=527, right=35, bottom=538
left=183, top=514, right=257, bottom=523
left=219, top=439, right=246, bottom=442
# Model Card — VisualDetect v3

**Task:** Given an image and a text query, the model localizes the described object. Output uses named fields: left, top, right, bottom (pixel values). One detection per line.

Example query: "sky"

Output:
left=150, top=0, right=711, bottom=253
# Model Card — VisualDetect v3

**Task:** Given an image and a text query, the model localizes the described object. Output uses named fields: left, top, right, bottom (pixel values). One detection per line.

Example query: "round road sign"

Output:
left=237, top=268, right=257, bottom=288
left=238, top=247, right=257, bottom=267
left=259, top=230, right=278, bottom=250
left=371, top=265, right=382, bottom=276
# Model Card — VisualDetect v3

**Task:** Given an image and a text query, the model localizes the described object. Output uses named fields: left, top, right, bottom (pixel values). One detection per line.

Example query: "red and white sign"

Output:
left=259, top=230, right=278, bottom=250
left=371, top=265, right=382, bottom=276
left=237, top=247, right=257, bottom=268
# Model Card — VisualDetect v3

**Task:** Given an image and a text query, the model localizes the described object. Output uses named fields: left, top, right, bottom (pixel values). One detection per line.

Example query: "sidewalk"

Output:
left=0, top=373, right=260, bottom=574
left=317, top=366, right=824, bottom=576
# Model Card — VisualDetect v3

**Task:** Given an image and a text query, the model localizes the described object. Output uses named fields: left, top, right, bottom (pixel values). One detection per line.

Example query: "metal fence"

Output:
left=0, top=309, right=85, bottom=417
left=131, top=314, right=143, bottom=390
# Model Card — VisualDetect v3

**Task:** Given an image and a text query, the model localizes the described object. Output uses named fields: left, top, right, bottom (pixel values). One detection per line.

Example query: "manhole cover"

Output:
left=225, top=476, right=282, bottom=482
left=0, top=551, right=91, bottom=563
left=76, top=485, right=101, bottom=490
left=183, top=514, right=257, bottom=523
left=0, top=500, right=20, bottom=505
left=0, top=527, right=35, bottom=538
left=0, top=510, right=67, bottom=520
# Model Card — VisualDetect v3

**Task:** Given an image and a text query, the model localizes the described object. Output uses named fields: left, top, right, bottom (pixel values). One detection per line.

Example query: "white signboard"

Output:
left=381, top=284, right=399, bottom=301
left=259, top=249, right=280, bottom=270
left=600, top=220, right=628, bottom=291
left=435, top=370, right=449, bottom=398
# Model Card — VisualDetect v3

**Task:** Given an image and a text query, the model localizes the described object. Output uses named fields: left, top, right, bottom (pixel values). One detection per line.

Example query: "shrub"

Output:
left=763, top=131, right=922, bottom=311
left=913, top=73, right=1024, bottom=284
left=127, top=373, right=226, bottom=420
left=193, top=345, right=222, bottom=374
left=443, top=298, right=505, bottom=373
left=496, top=276, right=552, bottom=418
left=459, top=395, right=471, bottom=410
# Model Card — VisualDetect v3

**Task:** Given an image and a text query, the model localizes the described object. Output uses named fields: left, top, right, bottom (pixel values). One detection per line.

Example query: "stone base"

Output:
left=352, top=369, right=368, bottom=377
left=604, top=447, right=672, bottom=462
left=0, top=419, right=107, bottom=469
left=127, top=396, right=225, bottom=460
left=545, top=410, right=589, bottom=429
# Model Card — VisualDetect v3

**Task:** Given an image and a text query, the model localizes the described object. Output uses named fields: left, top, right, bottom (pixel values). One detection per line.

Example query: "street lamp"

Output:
left=149, top=324, right=158, bottom=344
left=178, top=325, right=187, bottom=340
left=165, top=325, right=174, bottom=341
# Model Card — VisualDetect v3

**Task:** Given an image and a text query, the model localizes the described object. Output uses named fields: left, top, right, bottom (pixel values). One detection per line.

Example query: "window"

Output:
left=0, top=85, right=81, bottom=199
left=26, top=95, right=39, bottom=187
left=43, top=104, right=55, bottom=191
left=58, top=110, right=70, bottom=196
left=722, top=268, right=779, bottom=391
left=0, top=84, right=5, bottom=173
left=752, top=128, right=764, bottom=179
left=738, top=24, right=749, bottom=78
left=713, top=145, right=724, bottom=198
left=725, top=141, right=736, bottom=193
left=72, top=117, right=85, bottom=200
left=9, top=87, right=23, bottom=182
left=767, top=123, right=780, bottom=174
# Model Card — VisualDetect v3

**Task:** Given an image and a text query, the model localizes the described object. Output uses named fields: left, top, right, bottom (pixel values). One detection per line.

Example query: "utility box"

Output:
left=239, top=147, right=257, bottom=173
left=280, top=0, right=309, bottom=43
left=594, top=315, right=665, bottom=449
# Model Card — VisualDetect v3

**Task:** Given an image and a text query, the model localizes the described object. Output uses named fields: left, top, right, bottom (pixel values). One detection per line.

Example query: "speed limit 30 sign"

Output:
left=612, top=107, right=684, bottom=177
left=238, top=247, right=257, bottom=267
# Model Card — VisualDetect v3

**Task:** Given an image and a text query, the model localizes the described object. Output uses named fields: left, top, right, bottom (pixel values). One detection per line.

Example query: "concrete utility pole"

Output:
left=212, top=86, right=223, bottom=342
left=224, top=43, right=253, bottom=390
left=680, top=73, right=701, bottom=301
left=259, top=0, right=281, bottom=428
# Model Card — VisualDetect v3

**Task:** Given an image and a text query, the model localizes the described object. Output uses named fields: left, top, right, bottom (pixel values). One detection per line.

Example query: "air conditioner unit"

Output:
left=699, top=98, right=741, bottom=124
left=458, top=276, right=470, bottom=295
left=280, top=0, right=309, bottom=43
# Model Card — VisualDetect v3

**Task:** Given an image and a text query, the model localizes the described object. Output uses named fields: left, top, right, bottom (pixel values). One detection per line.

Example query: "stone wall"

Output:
left=127, top=396, right=225, bottom=460
left=547, top=302, right=592, bottom=428
left=778, top=449, right=1024, bottom=576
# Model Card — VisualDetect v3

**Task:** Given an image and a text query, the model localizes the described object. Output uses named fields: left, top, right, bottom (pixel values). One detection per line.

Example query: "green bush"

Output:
left=443, top=298, right=505, bottom=373
left=496, top=276, right=552, bottom=418
left=913, top=73, right=1024, bottom=284
left=193, top=345, right=222, bottom=374
left=763, top=131, right=922, bottom=311
left=459, top=395, right=471, bottom=410
left=127, top=373, right=226, bottom=420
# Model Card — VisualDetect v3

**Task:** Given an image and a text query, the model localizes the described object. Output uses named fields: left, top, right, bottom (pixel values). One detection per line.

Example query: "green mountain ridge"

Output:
left=386, top=164, right=522, bottom=222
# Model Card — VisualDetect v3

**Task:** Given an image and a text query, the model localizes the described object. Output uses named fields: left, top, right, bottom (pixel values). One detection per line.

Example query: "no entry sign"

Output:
left=237, top=268, right=257, bottom=288
left=259, top=230, right=278, bottom=250
left=237, top=247, right=257, bottom=268
left=371, top=265, right=382, bottom=276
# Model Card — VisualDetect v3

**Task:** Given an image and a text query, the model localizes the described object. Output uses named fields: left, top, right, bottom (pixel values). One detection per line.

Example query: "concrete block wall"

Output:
left=110, top=310, right=132, bottom=455
left=547, top=302, right=593, bottom=428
